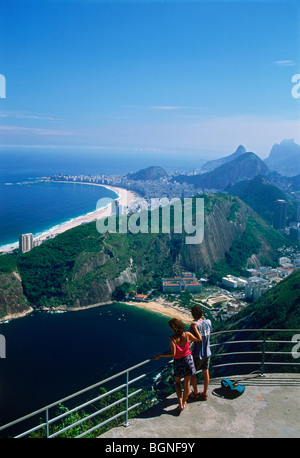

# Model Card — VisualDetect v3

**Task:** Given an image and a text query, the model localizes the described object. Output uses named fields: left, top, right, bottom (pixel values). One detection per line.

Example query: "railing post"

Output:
left=45, top=408, right=49, bottom=438
left=260, top=331, right=267, bottom=377
left=124, top=370, right=130, bottom=427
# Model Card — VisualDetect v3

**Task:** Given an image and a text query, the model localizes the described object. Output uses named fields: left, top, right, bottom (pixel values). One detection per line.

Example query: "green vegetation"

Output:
left=14, top=195, right=207, bottom=309
left=227, top=175, right=298, bottom=225
left=16, top=223, right=105, bottom=307
left=24, top=269, right=300, bottom=439
left=0, top=254, right=18, bottom=274
left=212, top=269, right=300, bottom=374
left=0, top=193, right=287, bottom=314
left=15, top=220, right=177, bottom=308
left=210, top=215, right=286, bottom=283
left=1, top=190, right=299, bottom=437
left=112, top=282, right=135, bottom=301
left=199, top=192, right=236, bottom=216
left=224, top=218, right=261, bottom=271
left=29, top=381, right=167, bottom=438
left=236, top=268, right=300, bottom=330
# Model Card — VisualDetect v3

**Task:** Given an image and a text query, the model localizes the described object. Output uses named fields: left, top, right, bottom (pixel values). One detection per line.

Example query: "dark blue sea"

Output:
left=0, top=150, right=175, bottom=430
left=0, top=150, right=125, bottom=249
left=0, top=148, right=199, bottom=249
left=0, top=304, right=171, bottom=428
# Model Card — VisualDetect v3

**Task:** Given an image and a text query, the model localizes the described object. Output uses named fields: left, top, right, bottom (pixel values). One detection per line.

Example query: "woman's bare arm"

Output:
left=187, top=326, right=202, bottom=342
left=152, top=337, right=174, bottom=360
left=169, top=336, right=176, bottom=357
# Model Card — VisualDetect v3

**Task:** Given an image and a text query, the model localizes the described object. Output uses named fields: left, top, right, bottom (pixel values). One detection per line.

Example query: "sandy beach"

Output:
left=0, top=183, right=138, bottom=253
left=124, top=299, right=192, bottom=325
left=49, top=298, right=192, bottom=325
left=0, top=181, right=192, bottom=326
left=34, top=183, right=138, bottom=242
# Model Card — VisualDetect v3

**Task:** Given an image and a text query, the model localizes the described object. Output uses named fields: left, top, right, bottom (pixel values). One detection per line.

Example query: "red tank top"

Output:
left=174, top=333, right=191, bottom=359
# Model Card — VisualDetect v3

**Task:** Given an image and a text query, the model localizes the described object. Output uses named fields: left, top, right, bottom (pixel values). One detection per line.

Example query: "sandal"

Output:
left=188, top=392, right=198, bottom=400
left=198, top=392, right=208, bottom=401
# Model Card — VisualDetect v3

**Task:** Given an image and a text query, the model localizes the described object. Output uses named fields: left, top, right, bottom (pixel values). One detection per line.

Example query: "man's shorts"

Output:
left=193, top=356, right=210, bottom=371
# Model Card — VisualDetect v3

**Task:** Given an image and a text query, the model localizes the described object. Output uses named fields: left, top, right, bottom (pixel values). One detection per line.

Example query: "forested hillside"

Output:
left=0, top=194, right=286, bottom=316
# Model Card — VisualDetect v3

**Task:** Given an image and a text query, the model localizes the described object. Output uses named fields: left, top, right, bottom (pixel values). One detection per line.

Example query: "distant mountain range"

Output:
left=125, top=143, right=300, bottom=229
left=124, top=140, right=300, bottom=192
left=173, top=152, right=269, bottom=190
left=226, top=175, right=298, bottom=225
left=201, top=145, right=247, bottom=172
left=201, top=139, right=300, bottom=177
left=127, top=165, right=168, bottom=181
left=173, top=147, right=300, bottom=194
left=264, top=139, right=300, bottom=176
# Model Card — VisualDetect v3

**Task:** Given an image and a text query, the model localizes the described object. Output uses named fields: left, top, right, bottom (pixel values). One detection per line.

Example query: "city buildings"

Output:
left=222, top=275, right=248, bottom=289
left=19, top=233, right=33, bottom=253
left=50, top=172, right=202, bottom=202
left=245, top=277, right=271, bottom=301
left=273, top=199, right=287, bottom=230
left=290, top=226, right=300, bottom=243
left=162, top=272, right=202, bottom=293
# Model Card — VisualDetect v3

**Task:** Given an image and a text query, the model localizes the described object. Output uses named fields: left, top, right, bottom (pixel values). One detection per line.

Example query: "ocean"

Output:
left=0, top=151, right=124, bottom=249
left=0, top=150, right=174, bottom=430
left=0, top=180, right=119, bottom=249
left=0, top=304, right=171, bottom=428
left=0, top=148, right=197, bottom=249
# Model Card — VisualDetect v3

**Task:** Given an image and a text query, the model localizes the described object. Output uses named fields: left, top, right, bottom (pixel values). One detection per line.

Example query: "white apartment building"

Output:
left=245, top=277, right=270, bottom=301
left=19, top=233, right=33, bottom=253
left=222, top=275, right=248, bottom=288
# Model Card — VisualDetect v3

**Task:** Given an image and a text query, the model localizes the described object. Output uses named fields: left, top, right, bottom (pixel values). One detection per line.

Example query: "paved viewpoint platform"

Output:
left=99, top=374, right=300, bottom=439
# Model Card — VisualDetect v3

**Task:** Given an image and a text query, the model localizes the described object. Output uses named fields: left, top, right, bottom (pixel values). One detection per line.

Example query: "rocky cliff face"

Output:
left=69, top=195, right=281, bottom=307
left=71, top=265, right=138, bottom=307
left=181, top=197, right=249, bottom=270
left=1, top=194, right=284, bottom=316
left=0, top=271, right=32, bottom=321
left=170, top=195, right=280, bottom=274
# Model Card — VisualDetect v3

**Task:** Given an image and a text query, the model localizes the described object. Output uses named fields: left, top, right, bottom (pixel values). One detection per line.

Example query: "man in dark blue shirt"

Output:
left=189, top=305, right=212, bottom=400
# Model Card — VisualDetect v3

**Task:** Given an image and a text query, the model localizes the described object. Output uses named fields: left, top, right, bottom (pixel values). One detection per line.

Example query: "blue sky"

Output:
left=0, top=0, right=299, bottom=161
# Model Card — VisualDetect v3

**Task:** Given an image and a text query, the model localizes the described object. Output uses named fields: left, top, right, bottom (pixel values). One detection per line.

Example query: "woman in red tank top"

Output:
left=153, top=318, right=201, bottom=412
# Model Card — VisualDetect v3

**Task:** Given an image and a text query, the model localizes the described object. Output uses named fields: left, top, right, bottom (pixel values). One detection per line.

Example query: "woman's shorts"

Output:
left=173, top=354, right=196, bottom=378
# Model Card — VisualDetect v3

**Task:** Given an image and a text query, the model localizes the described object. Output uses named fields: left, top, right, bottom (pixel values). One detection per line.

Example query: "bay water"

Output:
left=0, top=303, right=171, bottom=427
left=0, top=150, right=174, bottom=428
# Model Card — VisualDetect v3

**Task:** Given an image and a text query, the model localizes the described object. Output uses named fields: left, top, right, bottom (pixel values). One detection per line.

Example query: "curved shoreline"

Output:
left=33, top=182, right=138, bottom=244
left=123, top=299, right=192, bottom=324
left=0, top=181, right=191, bottom=325
left=65, top=298, right=192, bottom=324
left=0, top=306, right=34, bottom=323
left=0, top=183, right=139, bottom=253
left=0, top=298, right=192, bottom=326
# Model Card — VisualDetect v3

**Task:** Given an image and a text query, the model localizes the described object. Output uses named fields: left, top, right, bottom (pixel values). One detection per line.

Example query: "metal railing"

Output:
left=0, top=328, right=299, bottom=438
